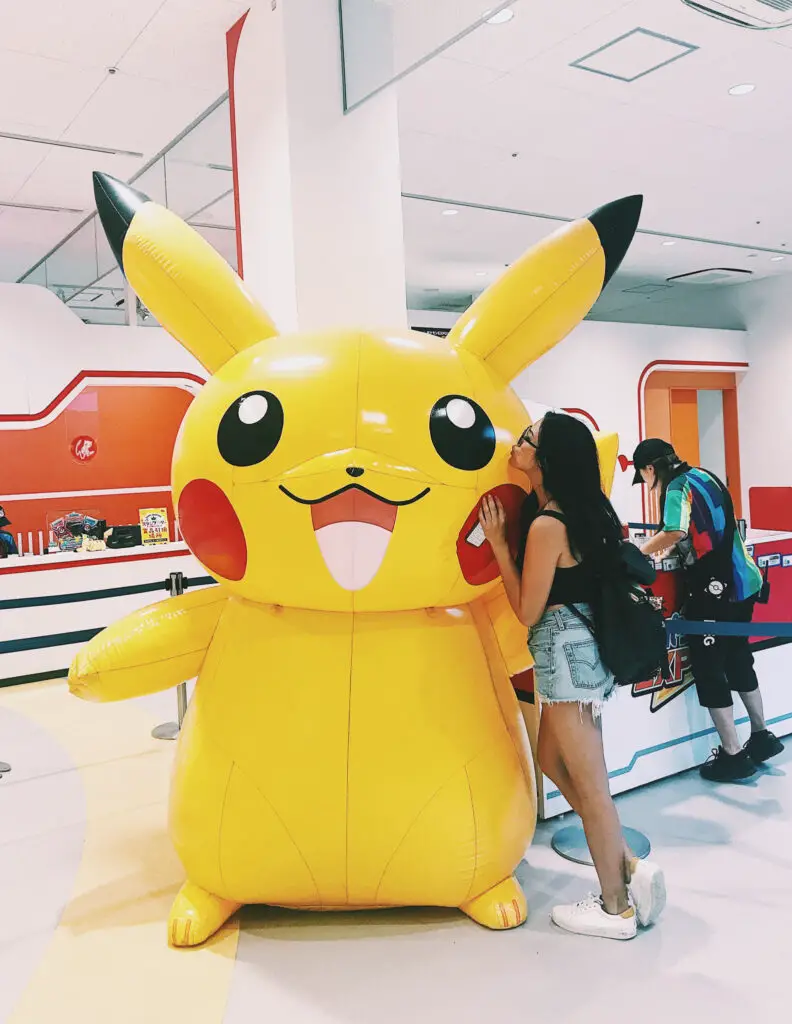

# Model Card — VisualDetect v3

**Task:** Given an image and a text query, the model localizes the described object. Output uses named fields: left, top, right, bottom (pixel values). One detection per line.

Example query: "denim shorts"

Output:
left=528, top=604, right=616, bottom=716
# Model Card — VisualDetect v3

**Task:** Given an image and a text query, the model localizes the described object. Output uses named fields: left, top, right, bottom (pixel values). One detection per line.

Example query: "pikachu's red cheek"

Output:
left=178, top=479, right=248, bottom=581
left=456, top=484, right=531, bottom=586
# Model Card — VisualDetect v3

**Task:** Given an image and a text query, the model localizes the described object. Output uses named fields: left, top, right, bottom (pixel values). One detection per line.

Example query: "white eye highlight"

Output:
left=238, top=393, right=269, bottom=425
left=446, top=398, right=476, bottom=430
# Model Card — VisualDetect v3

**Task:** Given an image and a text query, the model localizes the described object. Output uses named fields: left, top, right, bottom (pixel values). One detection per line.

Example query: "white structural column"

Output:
left=227, top=0, right=407, bottom=334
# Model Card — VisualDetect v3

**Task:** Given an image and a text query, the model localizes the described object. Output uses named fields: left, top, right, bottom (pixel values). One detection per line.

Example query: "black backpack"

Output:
left=567, top=540, right=670, bottom=687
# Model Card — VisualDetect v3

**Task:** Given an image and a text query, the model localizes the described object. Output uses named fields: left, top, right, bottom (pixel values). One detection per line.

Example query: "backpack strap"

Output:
left=535, top=510, right=567, bottom=524
left=564, top=603, right=595, bottom=633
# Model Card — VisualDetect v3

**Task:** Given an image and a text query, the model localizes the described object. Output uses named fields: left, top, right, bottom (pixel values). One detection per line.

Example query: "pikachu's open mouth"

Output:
left=280, top=484, right=429, bottom=591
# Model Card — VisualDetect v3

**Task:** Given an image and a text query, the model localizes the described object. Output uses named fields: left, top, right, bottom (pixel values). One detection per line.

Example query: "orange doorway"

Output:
left=644, top=371, right=742, bottom=522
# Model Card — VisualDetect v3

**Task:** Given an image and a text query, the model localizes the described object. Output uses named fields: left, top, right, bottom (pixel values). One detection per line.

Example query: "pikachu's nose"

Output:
left=346, top=466, right=365, bottom=478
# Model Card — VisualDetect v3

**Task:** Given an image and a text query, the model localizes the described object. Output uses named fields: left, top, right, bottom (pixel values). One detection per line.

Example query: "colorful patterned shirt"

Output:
left=662, top=468, right=762, bottom=602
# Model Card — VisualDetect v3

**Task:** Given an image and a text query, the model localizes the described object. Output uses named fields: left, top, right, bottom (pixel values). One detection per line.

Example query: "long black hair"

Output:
left=651, top=452, right=690, bottom=529
left=527, top=411, right=623, bottom=570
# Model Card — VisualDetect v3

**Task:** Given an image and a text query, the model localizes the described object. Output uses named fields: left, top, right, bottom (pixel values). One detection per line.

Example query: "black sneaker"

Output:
left=700, top=747, right=757, bottom=783
left=744, top=730, right=785, bottom=764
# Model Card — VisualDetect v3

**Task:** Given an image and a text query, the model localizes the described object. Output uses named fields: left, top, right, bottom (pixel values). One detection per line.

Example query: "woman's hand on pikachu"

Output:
left=478, top=495, right=508, bottom=553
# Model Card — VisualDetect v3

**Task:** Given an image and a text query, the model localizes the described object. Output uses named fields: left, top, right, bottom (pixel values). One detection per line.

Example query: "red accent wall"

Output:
left=750, top=488, right=792, bottom=533
left=1, top=378, right=196, bottom=545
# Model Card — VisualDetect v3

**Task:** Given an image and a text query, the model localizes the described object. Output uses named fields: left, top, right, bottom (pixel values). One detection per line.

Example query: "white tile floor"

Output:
left=224, top=749, right=792, bottom=1024
left=1, top=684, right=790, bottom=1024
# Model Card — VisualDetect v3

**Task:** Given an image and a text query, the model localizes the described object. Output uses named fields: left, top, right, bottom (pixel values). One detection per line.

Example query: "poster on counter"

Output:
left=139, top=508, right=171, bottom=546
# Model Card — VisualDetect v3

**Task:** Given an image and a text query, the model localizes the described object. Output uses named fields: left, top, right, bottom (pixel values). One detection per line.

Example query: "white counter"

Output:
left=0, top=543, right=212, bottom=686
left=538, top=530, right=792, bottom=818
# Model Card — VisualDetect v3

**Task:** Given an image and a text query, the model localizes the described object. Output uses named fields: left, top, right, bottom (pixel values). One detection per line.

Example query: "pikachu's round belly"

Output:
left=169, top=599, right=535, bottom=908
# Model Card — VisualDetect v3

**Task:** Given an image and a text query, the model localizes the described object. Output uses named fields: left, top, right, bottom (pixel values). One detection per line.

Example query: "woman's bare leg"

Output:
left=540, top=703, right=630, bottom=914
left=539, top=710, right=634, bottom=885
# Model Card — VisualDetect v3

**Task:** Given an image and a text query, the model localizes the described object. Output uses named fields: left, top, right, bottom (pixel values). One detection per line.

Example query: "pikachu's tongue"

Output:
left=311, top=488, right=397, bottom=591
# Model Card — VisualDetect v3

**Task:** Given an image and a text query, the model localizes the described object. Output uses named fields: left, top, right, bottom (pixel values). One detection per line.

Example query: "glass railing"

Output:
left=18, top=95, right=236, bottom=327
left=340, top=0, right=523, bottom=110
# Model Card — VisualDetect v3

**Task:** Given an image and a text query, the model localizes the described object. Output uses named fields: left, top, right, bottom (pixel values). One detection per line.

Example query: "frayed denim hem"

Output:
left=539, top=688, right=616, bottom=721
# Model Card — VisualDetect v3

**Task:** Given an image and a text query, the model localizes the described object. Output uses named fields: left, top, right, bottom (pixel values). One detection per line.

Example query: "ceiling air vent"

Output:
left=666, top=268, right=753, bottom=285
left=681, top=1, right=792, bottom=29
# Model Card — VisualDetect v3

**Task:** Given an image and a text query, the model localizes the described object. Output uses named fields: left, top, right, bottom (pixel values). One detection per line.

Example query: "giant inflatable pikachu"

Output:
left=69, top=172, right=640, bottom=947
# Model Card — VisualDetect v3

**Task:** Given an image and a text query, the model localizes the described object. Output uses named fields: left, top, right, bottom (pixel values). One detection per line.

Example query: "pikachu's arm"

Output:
left=68, top=586, right=227, bottom=703
left=478, top=584, right=537, bottom=793
left=482, top=584, right=533, bottom=681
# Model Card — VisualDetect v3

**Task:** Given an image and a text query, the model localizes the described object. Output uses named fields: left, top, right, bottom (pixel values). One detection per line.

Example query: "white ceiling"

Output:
left=0, top=0, right=245, bottom=281
left=2, top=0, right=792, bottom=330
left=397, top=0, right=792, bottom=323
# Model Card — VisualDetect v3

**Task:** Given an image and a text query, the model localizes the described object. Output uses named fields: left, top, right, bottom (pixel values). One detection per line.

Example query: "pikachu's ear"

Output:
left=93, top=173, right=277, bottom=373
left=594, top=431, right=620, bottom=497
left=449, top=196, right=642, bottom=382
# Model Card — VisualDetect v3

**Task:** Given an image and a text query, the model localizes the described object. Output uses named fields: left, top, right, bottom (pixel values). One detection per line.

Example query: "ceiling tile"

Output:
left=116, top=0, right=245, bottom=90
left=60, top=71, right=221, bottom=159
left=0, top=50, right=106, bottom=136
left=0, top=0, right=165, bottom=68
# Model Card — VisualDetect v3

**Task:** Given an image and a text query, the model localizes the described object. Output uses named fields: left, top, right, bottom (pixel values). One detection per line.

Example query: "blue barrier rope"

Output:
left=0, top=628, right=103, bottom=655
left=0, top=575, right=216, bottom=612
left=667, top=619, right=792, bottom=638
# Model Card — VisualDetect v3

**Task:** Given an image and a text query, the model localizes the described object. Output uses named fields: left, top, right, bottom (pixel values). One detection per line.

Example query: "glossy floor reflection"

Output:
left=1, top=680, right=788, bottom=1023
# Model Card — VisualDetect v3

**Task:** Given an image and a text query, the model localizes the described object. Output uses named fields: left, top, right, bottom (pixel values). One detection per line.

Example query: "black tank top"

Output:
left=536, top=510, right=597, bottom=608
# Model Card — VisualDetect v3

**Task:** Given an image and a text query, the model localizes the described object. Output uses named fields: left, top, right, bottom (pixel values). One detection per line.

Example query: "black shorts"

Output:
left=684, top=594, right=758, bottom=710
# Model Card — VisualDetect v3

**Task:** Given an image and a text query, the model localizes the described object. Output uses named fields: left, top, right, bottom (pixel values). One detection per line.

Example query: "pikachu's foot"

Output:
left=460, top=876, right=527, bottom=930
left=168, top=881, right=242, bottom=948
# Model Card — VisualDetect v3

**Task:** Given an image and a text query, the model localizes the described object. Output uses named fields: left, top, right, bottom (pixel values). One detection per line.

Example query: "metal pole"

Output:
left=551, top=816, right=651, bottom=866
left=152, top=572, right=188, bottom=741
left=0, top=762, right=11, bottom=776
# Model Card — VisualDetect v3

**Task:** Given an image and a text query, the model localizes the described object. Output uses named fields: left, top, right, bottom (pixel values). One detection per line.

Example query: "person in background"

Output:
left=480, top=413, right=665, bottom=941
left=633, top=439, right=783, bottom=783
left=0, top=506, right=18, bottom=556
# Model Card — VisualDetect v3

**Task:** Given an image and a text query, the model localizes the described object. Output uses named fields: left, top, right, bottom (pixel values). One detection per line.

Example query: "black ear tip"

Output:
left=92, top=173, right=151, bottom=272
left=588, top=195, right=644, bottom=288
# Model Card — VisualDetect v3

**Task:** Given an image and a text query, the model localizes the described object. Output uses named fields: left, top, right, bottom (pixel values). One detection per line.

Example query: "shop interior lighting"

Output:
left=485, top=8, right=515, bottom=25
left=728, top=83, right=755, bottom=95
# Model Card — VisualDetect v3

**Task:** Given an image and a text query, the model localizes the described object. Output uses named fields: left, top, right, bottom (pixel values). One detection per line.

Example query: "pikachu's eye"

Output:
left=430, top=395, right=496, bottom=471
left=218, top=391, right=284, bottom=467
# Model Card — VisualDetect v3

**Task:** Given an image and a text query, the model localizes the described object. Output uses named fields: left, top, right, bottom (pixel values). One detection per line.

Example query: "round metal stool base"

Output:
left=551, top=823, right=651, bottom=866
left=151, top=722, right=180, bottom=741
left=0, top=761, right=11, bottom=775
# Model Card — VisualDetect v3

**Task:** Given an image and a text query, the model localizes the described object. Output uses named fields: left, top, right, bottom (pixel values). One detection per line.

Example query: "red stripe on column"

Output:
left=227, top=10, right=250, bottom=281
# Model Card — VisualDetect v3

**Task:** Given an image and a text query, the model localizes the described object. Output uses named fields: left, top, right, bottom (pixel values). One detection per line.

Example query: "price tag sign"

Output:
left=139, top=508, right=170, bottom=546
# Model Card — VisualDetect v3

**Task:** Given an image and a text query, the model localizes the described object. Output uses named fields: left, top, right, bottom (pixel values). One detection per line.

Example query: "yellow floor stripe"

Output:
left=1, top=682, right=238, bottom=1024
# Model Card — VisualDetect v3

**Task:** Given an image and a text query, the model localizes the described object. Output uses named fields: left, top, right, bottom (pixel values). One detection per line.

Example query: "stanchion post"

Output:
left=152, top=572, right=189, bottom=742
left=176, top=681, right=188, bottom=728
left=551, top=817, right=651, bottom=866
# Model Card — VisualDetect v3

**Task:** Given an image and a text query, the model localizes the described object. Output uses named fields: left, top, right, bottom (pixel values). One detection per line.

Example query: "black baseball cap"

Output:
left=0, top=505, right=10, bottom=529
left=631, top=439, right=676, bottom=485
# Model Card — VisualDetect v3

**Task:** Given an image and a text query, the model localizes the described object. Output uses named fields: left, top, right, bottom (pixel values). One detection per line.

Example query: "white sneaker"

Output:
left=629, top=859, right=666, bottom=927
left=551, top=894, right=637, bottom=940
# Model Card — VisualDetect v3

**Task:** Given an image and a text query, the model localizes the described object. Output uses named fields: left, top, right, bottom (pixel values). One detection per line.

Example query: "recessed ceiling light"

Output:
left=729, top=83, right=755, bottom=96
left=484, top=8, right=515, bottom=25
left=661, top=240, right=676, bottom=247
left=442, top=208, right=459, bottom=217
left=771, top=255, right=785, bottom=262
left=475, top=271, right=487, bottom=276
